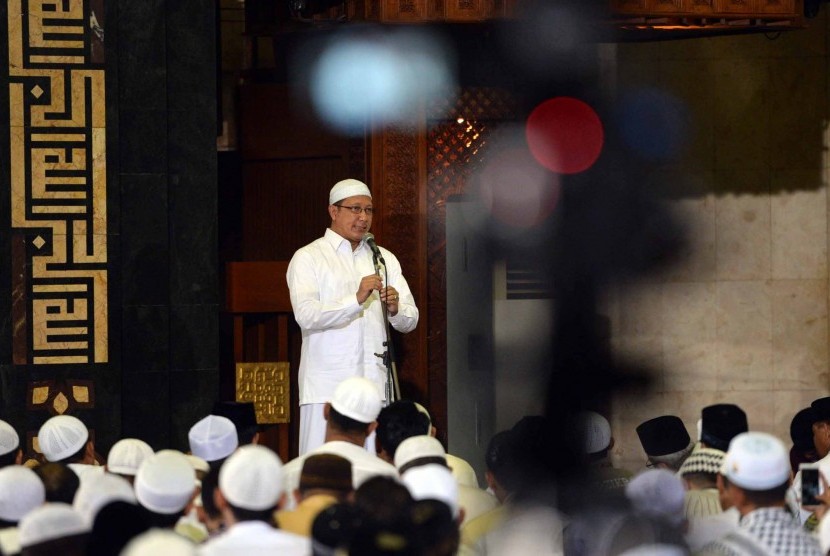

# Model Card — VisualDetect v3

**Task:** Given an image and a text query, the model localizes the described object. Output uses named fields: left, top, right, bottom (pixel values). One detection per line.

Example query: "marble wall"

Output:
left=608, top=15, right=830, bottom=471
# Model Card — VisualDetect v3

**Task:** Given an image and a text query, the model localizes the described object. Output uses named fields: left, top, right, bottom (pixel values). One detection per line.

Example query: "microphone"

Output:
left=363, top=233, right=385, bottom=264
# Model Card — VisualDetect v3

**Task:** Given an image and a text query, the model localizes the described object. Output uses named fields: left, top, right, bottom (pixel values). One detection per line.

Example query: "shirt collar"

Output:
left=324, top=228, right=368, bottom=254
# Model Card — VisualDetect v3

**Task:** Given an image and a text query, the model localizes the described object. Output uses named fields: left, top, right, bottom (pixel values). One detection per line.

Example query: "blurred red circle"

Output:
left=525, top=97, right=604, bottom=174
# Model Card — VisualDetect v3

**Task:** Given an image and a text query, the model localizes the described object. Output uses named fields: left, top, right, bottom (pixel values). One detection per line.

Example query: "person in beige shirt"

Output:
left=275, top=454, right=353, bottom=537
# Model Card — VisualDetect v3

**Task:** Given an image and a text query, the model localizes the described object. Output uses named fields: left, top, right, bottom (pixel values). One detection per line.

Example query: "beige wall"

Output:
left=606, top=14, right=830, bottom=472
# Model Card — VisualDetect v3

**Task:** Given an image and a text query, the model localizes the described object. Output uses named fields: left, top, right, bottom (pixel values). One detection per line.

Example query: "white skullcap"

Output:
left=330, top=377, right=382, bottom=424
left=576, top=411, right=611, bottom=455
left=625, top=469, right=686, bottom=526
left=0, top=420, right=19, bottom=457
left=413, top=402, right=432, bottom=434
left=188, top=415, right=238, bottom=462
left=38, top=415, right=89, bottom=462
left=107, top=438, right=154, bottom=475
left=121, top=528, right=196, bottom=556
left=721, top=432, right=789, bottom=491
left=402, top=464, right=459, bottom=517
left=394, top=435, right=447, bottom=471
left=696, top=418, right=703, bottom=442
left=185, top=454, right=209, bottom=474
left=135, top=450, right=195, bottom=514
left=73, top=472, right=136, bottom=525
left=618, top=544, right=687, bottom=556
left=329, top=179, right=371, bottom=205
left=18, top=503, right=88, bottom=548
left=219, top=444, right=283, bottom=511
left=0, top=465, right=45, bottom=521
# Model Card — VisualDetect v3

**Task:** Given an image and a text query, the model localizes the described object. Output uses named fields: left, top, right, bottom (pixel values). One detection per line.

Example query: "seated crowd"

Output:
left=1, top=379, right=830, bottom=555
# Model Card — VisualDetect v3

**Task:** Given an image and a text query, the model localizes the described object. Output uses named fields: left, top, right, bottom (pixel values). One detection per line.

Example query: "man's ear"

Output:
left=328, top=205, right=338, bottom=220
left=252, top=431, right=261, bottom=445
left=324, top=403, right=331, bottom=421
left=84, top=441, right=96, bottom=464
left=430, top=425, right=437, bottom=438
left=456, top=507, right=466, bottom=526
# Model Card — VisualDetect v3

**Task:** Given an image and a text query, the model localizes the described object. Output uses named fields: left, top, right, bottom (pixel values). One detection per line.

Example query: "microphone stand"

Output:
left=373, top=252, right=401, bottom=403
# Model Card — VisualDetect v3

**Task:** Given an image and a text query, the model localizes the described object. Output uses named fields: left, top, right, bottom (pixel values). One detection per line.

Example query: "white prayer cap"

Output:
left=625, top=469, right=686, bottom=526
left=575, top=411, right=611, bottom=455
left=121, top=529, right=196, bottom=556
left=73, top=472, right=136, bottom=525
left=185, top=454, right=209, bottom=474
left=394, top=435, right=447, bottom=472
left=188, top=415, right=238, bottom=462
left=18, top=502, right=88, bottom=548
left=401, top=463, right=459, bottom=517
left=329, top=178, right=371, bottom=205
left=107, top=438, right=154, bottom=475
left=0, top=420, right=19, bottom=456
left=38, top=415, right=89, bottom=462
left=134, top=450, right=195, bottom=514
left=721, top=432, right=789, bottom=491
left=330, top=377, right=382, bottom=424
left=219, top=445, right=283, bottom=511
left=0, top=465, right=45, bottom=521
left=413, top=402, right=432, bottom=433
left=618, top=544, right=687, bottom=556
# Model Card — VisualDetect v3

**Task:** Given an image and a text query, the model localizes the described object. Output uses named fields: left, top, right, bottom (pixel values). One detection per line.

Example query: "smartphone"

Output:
left=801, top=463, right=821, bottom=506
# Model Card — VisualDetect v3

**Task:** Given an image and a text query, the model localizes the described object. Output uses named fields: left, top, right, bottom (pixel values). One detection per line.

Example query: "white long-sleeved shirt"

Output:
left=286, top=228, right=419, bottom=405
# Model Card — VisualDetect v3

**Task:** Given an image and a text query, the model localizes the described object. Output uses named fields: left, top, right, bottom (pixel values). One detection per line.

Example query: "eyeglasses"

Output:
left=334, top=204, right=374, bottom=216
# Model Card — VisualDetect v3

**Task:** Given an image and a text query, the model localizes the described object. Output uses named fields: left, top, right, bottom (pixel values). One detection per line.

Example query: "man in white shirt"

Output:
left=199, top=445, right=309, bottom=556
left=282, top=377, right=398, bottom=504
left=286, top=178, right=419, bottom=455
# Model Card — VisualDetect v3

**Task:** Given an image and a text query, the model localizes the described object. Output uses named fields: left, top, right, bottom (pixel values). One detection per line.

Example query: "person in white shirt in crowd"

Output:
left=635, top=415, right=694, bottom=472
left=791, top=397, right=830, bottom=527
left=134, top=450, right=196, bottom=532
left=700, top=432, right=821, bottom=556
left=287, top=178, right=419, bottom=455
left=394, top=435, right=497, bottom=526
left=0, top=465, right=46, bottom=555
left=198, top=445, right=309, bottom=556
left=18, top=502, right=89, bottom=556
left=121, top=529, right=196, bottom=556
left=282, top=376, right=398, bottom=505
left=38, top=415, right=100, bottom=479
left=275, top=453, right=353, bottom=538
left=106, top=438, right=154, bottom=486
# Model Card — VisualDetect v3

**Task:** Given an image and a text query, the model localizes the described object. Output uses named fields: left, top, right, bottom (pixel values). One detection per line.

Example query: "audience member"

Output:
left=376, top=401, right=430, bottom=464
left=678, top=447, right=724, bottom=518
left=635, top=415, right=694, bottom=472
left=0, top=420, right=21, bottom=469
left=282, top=377, right=397, bottom=504
left=18, top=503, right=88, bottom=556
left=311, top=503, right=363, bottom=556
left=134, top=450, right=196, bottom=529
left=701, top=432, right=820, bottom=555
left=576, top=410, right=631, bottom=491
left=0, top=465, right=46, bottom=555
left=699, top=404, right=748, bottom=452
left=73, top=471, right=136, bottom=526
left=33, top=462, right=79, bottom=504
left=200, top=444, right=309, bottom=555
left=37, top=415, right=99, bottom=477
left=275, top=453, right=353, bottom=537
left=354, top=476, right=414, bottom=528
left=86, top=501, right=151, bottom=556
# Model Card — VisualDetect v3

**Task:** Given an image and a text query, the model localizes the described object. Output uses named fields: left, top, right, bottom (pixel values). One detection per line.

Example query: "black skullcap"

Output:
left=312, top=503, right=363, bottom=555
left=700, top=404, right=748, bottom=452
left=791, top=407, right=817, bottom=451
left=636, top=415, right=691, bottom=457
left=811, top=397, right=830, bottom=424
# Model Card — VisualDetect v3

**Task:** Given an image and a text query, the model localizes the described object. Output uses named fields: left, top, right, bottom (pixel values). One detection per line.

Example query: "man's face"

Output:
left=813, top=422, right=830, bottom=458
left=329, top=195, right=372, bottom=245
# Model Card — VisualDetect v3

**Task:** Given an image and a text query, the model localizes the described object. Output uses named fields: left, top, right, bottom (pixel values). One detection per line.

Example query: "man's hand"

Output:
left=381, top=286, right=399, bottom=316
left=357, top=275, right=383, bottom=304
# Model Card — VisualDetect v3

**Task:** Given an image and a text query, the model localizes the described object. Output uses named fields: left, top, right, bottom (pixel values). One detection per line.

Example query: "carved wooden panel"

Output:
left=612, top=0, right=649, bottom=12
left=713, top=0, right=757, bottom=13
left=757, top=0, right=796, bottom=13
left=647, top=0, right=683, bottom=12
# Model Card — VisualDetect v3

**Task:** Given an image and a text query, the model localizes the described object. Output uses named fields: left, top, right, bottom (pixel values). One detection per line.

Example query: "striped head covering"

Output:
left=678, top=447, right=725, bottom=477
